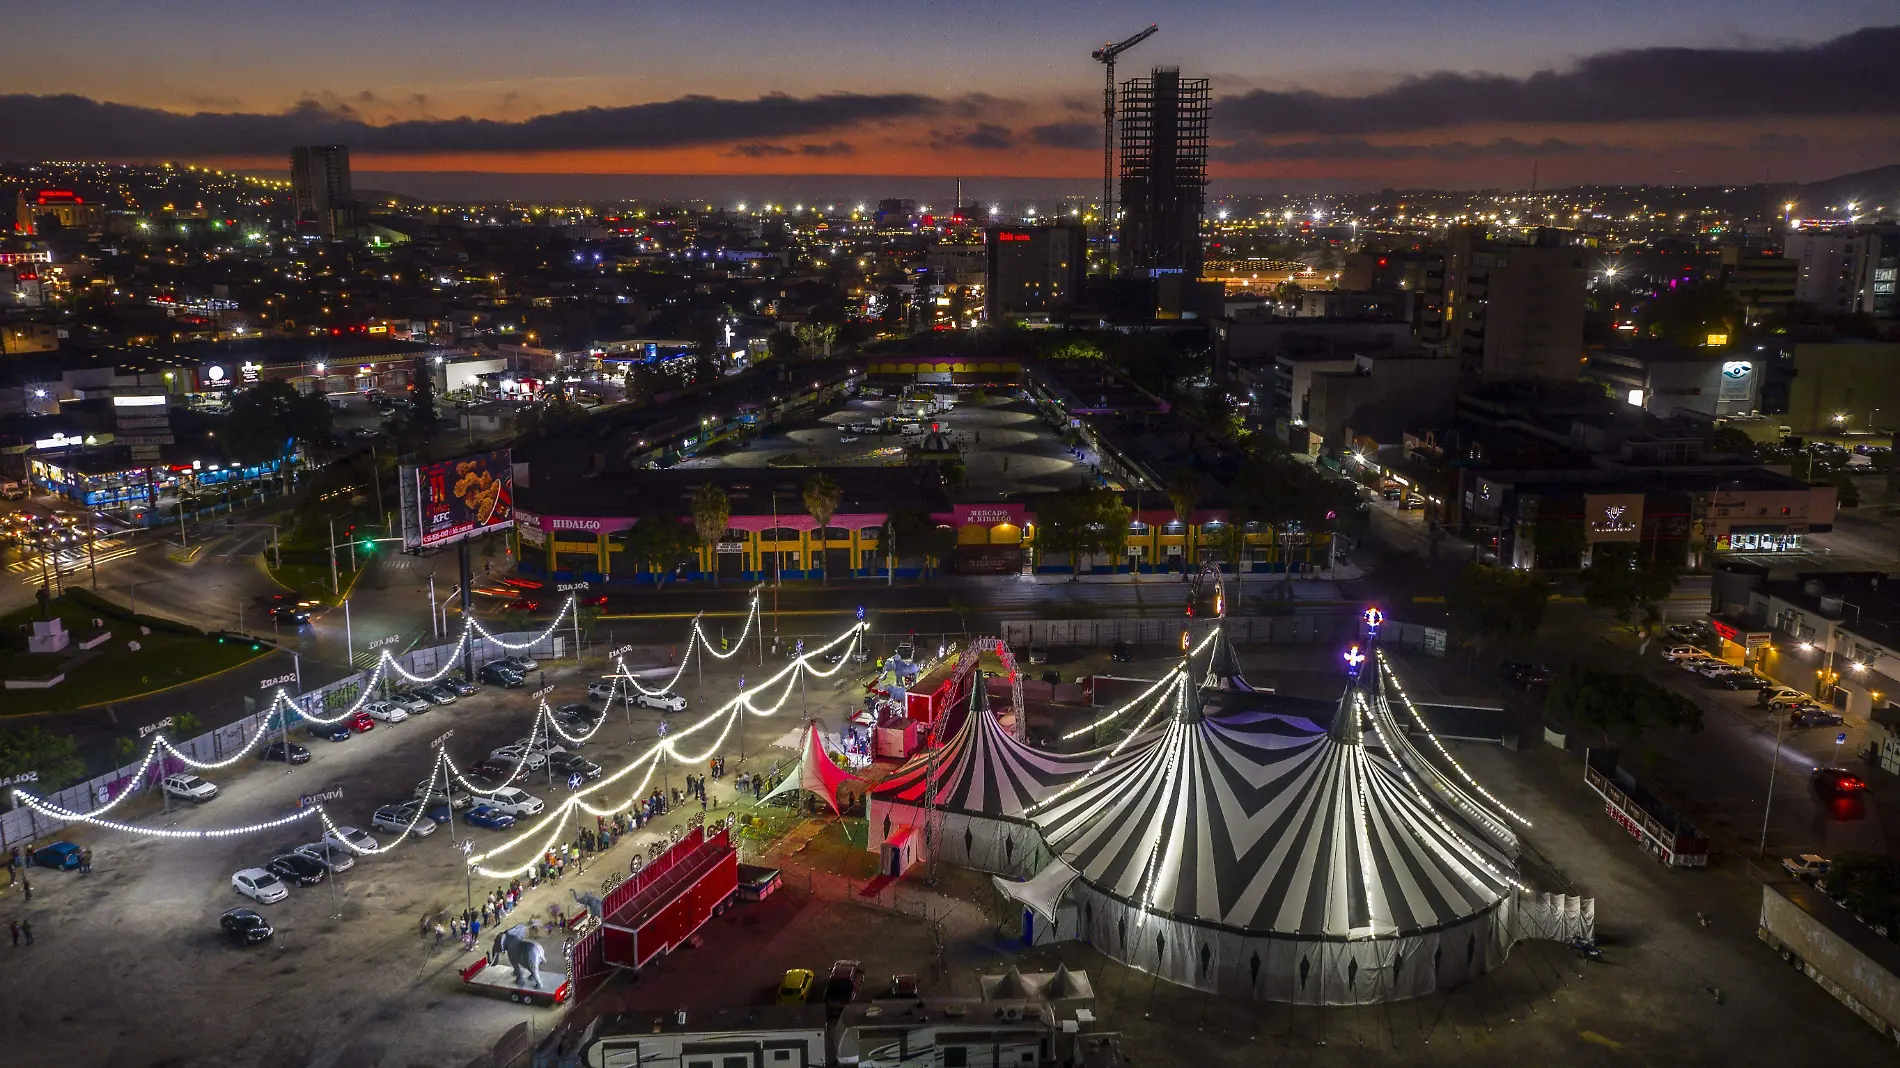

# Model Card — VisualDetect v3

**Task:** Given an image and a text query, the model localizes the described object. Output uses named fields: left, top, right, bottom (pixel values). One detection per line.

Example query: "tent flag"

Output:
left=993, top=856, right=1083, bottom=924
left=761, top=720, right=865, bottom=814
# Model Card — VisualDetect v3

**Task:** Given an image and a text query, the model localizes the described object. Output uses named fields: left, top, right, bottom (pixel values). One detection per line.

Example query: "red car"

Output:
left=504, top=598, right=540, bottom=613
left=578, top=594, right=608, bottom=607
left=348, top=711, right=376, bottom=733
left=824, top=960, right=864, bottom=1014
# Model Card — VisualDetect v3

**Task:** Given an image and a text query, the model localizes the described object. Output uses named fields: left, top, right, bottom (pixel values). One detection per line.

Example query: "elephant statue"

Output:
left=490, top=924, right=549, bottom=989
left=570, top=888, right=604, bottom=921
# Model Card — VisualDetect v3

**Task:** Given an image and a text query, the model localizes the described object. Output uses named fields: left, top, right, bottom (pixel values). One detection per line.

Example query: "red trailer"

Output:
left=599, top=824, right=738, bottom=972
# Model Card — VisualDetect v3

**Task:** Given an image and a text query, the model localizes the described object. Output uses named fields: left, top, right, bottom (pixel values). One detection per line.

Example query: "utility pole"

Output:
left=177, top=496, right=189, bottom=550
left=328, top=518, right=339, bottom=595
left=1759, top=712, right=1788, bottom=857
left=344, top=598, right=354, bottom=666
left=429, top=573, right=438, bottom=639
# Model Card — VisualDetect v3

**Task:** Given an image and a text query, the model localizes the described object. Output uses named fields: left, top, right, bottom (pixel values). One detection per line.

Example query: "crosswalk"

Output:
left=7, top=540, right=139, bottom=591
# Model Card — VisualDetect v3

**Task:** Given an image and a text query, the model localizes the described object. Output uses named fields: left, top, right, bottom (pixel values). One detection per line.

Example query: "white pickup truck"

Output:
left=466, top=785, right=545, bottom=817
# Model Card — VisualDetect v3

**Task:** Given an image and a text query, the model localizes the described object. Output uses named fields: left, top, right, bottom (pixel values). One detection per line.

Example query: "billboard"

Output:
left=400, top=448, right=514, bottom=552
left=1584, top=492, right=1644, bottom=543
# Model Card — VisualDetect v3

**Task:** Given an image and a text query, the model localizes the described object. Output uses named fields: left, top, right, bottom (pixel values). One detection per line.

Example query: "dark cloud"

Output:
left=1216, top=26, right=1900, bottom=136
left=931, top=123, right=1013, bottom=150
left=1029, top=122, right=1097, bottom=149
left=0, top=91, right=938, bottom=157
left=799, top=141, right=855, bottom=157
left=728, top=142, right=794, bottom=158
left=1212, top=137, right=1614, bottom=164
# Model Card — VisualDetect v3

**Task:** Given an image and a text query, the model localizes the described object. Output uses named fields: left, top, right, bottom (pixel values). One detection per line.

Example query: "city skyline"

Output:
left=0, top=5, right=1897, bottom=190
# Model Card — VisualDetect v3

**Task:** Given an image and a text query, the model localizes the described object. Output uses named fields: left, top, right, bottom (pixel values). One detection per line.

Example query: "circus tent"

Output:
left=762, top=720, right=865, bottom=815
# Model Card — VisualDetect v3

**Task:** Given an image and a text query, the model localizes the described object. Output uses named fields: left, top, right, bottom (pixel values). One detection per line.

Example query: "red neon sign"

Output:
left=1709, top=619, right=1738, bottom=641
left=996, top=232, right=1031, bottom=242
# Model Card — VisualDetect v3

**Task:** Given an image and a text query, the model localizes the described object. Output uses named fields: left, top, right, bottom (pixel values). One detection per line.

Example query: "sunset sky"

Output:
left=4, top=2, right=1898, bottom=192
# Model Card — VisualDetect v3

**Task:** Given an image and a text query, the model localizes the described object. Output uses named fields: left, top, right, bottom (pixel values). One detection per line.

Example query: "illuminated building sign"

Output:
left=996, top=232, right=1032, bottom=242
left=1584, top=493, right=1644, bottom=543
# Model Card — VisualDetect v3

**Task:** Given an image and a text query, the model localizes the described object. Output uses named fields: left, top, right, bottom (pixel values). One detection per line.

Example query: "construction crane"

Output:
left=1091, top=22, right=1157, bottom=272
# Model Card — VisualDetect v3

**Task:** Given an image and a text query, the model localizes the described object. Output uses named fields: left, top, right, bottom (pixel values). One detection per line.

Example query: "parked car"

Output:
left=232, top=868, right=289, bottom=904
left=307, top=721, right=353, bottom=743
left=293, top=842, right=355, bottom=873
left=363, top=701, right=409, bottom=724
left=554, top=702, right=599, bottom=726
left=824, top=960, right=865, bottom=1013
left=1026, top=644, right=1049, bottom=665
left=1766, top=691, right=1815, bottom=710
left=465, top=758, right=522, bottom=783
left=413, top=781, right=473, bottom=809
left=220, top=907, right=274, bottom=945
left=777, top=968, right=815, bottom=1005
left=894, top=642, right=915, bottom=662
left=465, top=804, right=516, bottom=830
left=489, top=744, right=549, bottom=770
left=1720, top=673, right=1767, bottom=690
left=1110, top=641, right=1134, bottom=663
left=372, top=803, right=437, bottom=836
left=389, top=691, right=432, bottom=714
left=161, top=773, right=219, bottom=803
left=466, top=786, right=544, bottom=817
left=634, top=690, right=687, bottom=712
left=418, top=684, right=457, bottom=705
left=501, top=654, right=539, bottom=673
left=547, top=752, right=603, bottom=781
left=323, top=825, right=380, bottom=853
left=1792, top=706, right=1845, bottom=728
left=1783, top=854, right=1832, bottom=879
left=1662, top=645, right=1711, bottom=663
left=888, top=974, right=920, bottom=999
left=480, top=663, right=524, bottom=688
left=1665, top=624, right=1704, bottom=642
left=348, top=711, right=376, bottom=733
left=1759, top=686, right=1809, bottom=707
left=444, top=676, right=479, bottom=697
left=586, top=680, right=619, bottom=701
left=264, top=852, right=328, bottom=886
left=31, top=841, right=83, bottom=870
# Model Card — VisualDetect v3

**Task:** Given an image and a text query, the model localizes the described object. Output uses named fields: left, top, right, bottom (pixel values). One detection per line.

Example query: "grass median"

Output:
left=0, top=595, right=271, bottom=715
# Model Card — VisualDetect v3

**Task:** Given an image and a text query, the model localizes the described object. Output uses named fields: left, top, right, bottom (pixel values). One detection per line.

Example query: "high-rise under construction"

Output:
left=1117, top=67, right=1209, bottom=279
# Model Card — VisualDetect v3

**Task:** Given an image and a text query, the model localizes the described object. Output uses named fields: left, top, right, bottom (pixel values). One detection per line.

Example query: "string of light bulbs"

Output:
left=1375, top=650, right=1531, bottom=829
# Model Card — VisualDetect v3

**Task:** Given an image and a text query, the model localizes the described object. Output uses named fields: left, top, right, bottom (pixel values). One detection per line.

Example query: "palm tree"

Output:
left=689, top=483, right=732, bottom=588
left=1165, top=469, right=1202, bottom=575
left=802, top=473, right=843, bottom=585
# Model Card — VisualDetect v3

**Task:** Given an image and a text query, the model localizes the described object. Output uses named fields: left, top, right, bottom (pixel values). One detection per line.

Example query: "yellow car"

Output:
left=777, top=968, right=815, bottom=1005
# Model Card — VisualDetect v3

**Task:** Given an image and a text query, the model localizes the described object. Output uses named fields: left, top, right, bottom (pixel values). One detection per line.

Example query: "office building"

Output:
left=1789, top=227, right=1900, bottom=317
left=984, top=224, right=1086, bottom=321
left=1583, top=344, right=1763, bottom=419
left=1117, top=67, right=1208, bottom=279
left=15, top=189, right=105, bottom=235
left=290, top=145, right=355, bottom=238
left=1716, top=246, right=1797, bottom=322
left=1420, top=226, right=1586, bottom=383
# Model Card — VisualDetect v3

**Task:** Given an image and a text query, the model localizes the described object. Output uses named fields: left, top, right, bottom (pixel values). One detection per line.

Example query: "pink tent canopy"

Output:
left=761, top=721, right=865, bottom=814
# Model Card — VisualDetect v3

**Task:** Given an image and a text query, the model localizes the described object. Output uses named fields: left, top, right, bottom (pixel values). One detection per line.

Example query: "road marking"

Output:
left=1579, top=1031, right=1623, bottom=1051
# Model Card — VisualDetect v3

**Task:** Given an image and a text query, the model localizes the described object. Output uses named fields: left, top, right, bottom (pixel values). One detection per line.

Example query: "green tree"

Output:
left=1823, top=853, right=1900, bottom=935
left=801, top=473, right=843, bottom=586
left=1833, top=471, right=1862, bottom=509
left=222, top=380, right=333, bottom=491
left=620, top=519, right=700, bottom=587
left=1546, top=666, right=1703, bottom=744
left=1446, top=564, right=1550, bottom=652
left=689, top=483, right=732, bottom=587
left=1581, top=544, right=1678, bottom=632
left=171, top=712, right=202, bottom=739
left=1533, top=514, right=1588, bottom=569
left=1709, top=425, right=1755, bottom=454
left=1045, top=337, right=1105, bottom=361
left=0, top=726, right=87, bottom=791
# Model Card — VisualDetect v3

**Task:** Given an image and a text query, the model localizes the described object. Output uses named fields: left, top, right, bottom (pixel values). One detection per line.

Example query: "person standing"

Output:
left=434, top=922, right=445, bottom=948
left=20, top=920, right=32, bottom=945
left=9, top=920, right=18, bottom=946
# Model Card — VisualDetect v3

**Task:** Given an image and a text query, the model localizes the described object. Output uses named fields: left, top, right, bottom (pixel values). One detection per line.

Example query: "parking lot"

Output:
left=675, top=391, right=1094, bottom=496
left=0, top=621, right=883, bottom=1067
